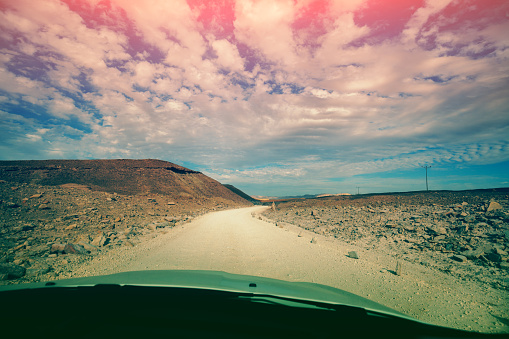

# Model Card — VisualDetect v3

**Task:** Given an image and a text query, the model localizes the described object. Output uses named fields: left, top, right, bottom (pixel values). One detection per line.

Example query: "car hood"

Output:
left=0, top=269, right=412, bottom=320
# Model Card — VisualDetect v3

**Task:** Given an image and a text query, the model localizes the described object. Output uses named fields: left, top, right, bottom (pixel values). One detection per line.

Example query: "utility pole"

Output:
left=421, top=165, right=431, bottom=191
left=356, top=186, right=360, bottom=195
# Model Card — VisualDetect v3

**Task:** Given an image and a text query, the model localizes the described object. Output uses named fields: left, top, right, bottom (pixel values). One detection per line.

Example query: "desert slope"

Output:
left=0, top=159, right=249, bottom=204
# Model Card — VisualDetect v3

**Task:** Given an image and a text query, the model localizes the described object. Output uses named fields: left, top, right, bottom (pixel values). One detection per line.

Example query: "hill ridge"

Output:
left=0, top=159, right=250, bottom=205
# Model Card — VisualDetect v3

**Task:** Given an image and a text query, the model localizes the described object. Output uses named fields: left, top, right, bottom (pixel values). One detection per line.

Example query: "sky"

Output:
left=0, top=0, right=508, bottom=196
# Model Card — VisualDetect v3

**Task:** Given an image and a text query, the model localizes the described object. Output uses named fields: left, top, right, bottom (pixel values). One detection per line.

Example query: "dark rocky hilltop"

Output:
left=0, top=159, right=248, bottom=203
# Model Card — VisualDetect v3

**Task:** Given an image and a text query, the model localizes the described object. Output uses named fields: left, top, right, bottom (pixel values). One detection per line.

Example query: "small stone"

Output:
left=436, top=227, right=447, bottom=235
left=451, top=254, right=468, bottom=263
left=311, top=237, right=318, bottom=244
left=461, top=249, right=484, bottom=259
left=486, top=252, right=502, bottom=263
left=495, top=248, right=508, bottom=256
left=395, top=261, right=402, bottom=276
left=167, top=201, right=176, bottom=205
left=12, top=243, right=25, bottom=252
left=487, top=201, right=502, bottom=212
left=64, top=224, right=77, bottom=231
left=50, top=243, right=66, bottom=254
left=63, top=243, right=88, bottom=255
left=28, top=244, right=49, bottom=257
left=114, top=217, right=121, bottom=222
left=79, top=243, right=98, bottom=253
left=91, top=234, right=109, bottom=247
left=348, top=251, right=359, bottom=259
left=38, top=204, right=50, bottom=210
left=30, top=193, right=43, bottom=198
left=298, top=231, right=303, bottom=237
left=433, top=235, right=446, bottom=242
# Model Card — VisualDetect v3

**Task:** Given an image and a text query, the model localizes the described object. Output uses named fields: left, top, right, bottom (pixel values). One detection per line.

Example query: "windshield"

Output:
left=0, top=0, right=508, bottom=334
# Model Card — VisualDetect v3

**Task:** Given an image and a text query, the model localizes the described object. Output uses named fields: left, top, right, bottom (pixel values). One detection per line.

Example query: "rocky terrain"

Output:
left=262, top=190, right=509, bottom=291
left=0, top=159, right=251, bottom=283
left=0, top=159, right=247, bottom=202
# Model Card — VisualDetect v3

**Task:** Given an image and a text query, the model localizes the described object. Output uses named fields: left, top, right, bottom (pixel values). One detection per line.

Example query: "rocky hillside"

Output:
left=263, top=190, right=509, bottom=290
left=223, top=184, right=261, bottom=205
left=0, top=159, right=249, bottom=204
left=0, top=159, right=251, bottom=283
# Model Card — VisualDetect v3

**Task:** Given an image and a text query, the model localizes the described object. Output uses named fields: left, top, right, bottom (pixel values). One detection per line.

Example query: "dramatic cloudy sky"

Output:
left=1, top=0, right=508, bottom=196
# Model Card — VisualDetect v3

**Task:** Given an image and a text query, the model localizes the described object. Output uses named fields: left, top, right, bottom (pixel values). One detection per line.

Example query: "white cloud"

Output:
left=211, top=39, right=244, bottom=71
left=234, top=0, right=298, bottom=65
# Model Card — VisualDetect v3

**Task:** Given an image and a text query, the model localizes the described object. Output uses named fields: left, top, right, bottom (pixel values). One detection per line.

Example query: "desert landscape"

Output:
left=262, top=190, right=509, bottom=290
left=0, top=159, right=252, bottom=282
left=0, top=160, right=508, bottom=333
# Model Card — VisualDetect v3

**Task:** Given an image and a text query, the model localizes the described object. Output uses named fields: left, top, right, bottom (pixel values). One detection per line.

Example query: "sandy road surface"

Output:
left=73, top=206, right=508, bottom=333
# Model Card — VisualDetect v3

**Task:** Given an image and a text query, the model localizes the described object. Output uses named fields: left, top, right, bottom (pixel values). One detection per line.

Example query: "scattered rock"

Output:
left=0, top=263, right=26, bottom=280
left=26, top=263, right=51, bottom=276
left=28, top=244, right=49, bottom=257
left=348, top=251, right=359, bottom=259
left=91, top=233, right=109, bottom=247
left=38, top=204, right=50, bottom=210
left=310, top=237, right=318, bottom=244
left=461, top=249, right=484, bottom=260
left=63, top=243, right=88, bottom=255
left=451, top=254, right=468, bottom=263
left=65, top=224, right=78, bottom=231
left=486, top=252, right=502, bottom=263
left=50, top=243, right=66, bottom=254
left=79, top=243, right=99, bottom=253
left=395, top=261, right=402, bottom=276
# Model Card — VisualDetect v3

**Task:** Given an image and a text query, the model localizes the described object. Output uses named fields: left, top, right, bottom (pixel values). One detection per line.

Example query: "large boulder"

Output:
left=487, top=201, right=502, bottom=212
left=0, top=263, right=26, bottom=280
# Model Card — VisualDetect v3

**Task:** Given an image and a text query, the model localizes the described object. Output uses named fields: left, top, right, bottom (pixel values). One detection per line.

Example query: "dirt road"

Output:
left=72, top=206, right=508, bottom=333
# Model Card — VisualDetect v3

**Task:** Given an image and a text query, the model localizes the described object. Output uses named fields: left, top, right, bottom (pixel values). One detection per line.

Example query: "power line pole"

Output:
left=421, top=165, right=431, bottom=191
left=356, top=186, right=360, bottom=195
